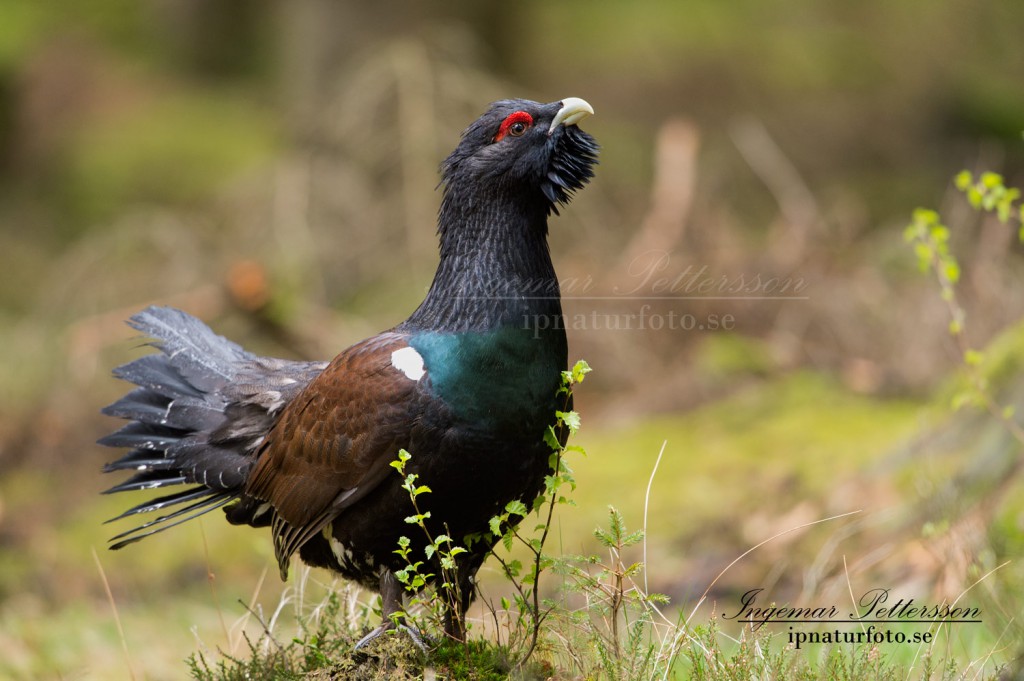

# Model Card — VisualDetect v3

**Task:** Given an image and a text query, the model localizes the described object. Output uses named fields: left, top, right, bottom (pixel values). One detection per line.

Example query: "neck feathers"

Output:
left=403, top=182, right=562, bottom=333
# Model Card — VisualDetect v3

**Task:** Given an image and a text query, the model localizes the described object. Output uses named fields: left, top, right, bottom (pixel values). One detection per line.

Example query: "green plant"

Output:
left=478, top=359, right=592, bottom=667
left=901, top=167, right=1024, bottom=678
left=390, top=447, right=469, bottom=639
left=903, top=171, right=1024, bottom=442
left=550, top=506, right=676, bottom=680
left=383, top=360, right=591, bottom=667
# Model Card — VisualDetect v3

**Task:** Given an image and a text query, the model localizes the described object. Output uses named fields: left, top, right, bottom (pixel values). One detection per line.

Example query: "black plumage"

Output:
left=100, top=97, right=598, bottom=642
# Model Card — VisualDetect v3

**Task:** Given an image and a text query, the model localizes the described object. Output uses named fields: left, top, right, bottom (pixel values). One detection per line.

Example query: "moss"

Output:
left=570, top=372, right=923, bottom=541
left=695, top=332, right=776, bottom=380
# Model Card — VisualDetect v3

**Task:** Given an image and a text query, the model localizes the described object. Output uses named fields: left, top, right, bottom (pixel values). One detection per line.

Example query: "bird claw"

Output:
left=354, top=623, right=430, bottom=653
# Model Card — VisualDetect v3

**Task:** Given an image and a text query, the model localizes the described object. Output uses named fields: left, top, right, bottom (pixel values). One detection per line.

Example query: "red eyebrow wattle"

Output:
left=494, top=111, right=533, bottom=142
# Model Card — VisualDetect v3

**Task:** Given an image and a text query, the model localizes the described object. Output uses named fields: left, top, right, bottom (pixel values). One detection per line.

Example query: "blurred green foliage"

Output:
left=59, top=91, right=276, bottom=227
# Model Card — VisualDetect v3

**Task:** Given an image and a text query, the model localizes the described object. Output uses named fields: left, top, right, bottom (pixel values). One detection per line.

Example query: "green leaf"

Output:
left=623, top=561, right=645, bottom=577
left=557, top=410, right=582, bottom=432
left=505, top=499, right=528, bottom=517
left=913, top=207, right=939, bottom=225
left=489, top=516, right=502, bottom=536
left=954, top=170, right=973, bottom=190
left=964, top=349, right=984, bottom=366
left=623, top=529, right=645, bottom=546
left=943, top=260, right=960, bottom=283
left=913, top=242, right=932, bottom=269
left=571, top=359, right=592, bottom=384
left=543, top=426, right=560, bottom=450
left=424, top=544, right=435, bottom=560
left=929, top=224, right=949, bottom=242
left=981, top=171, right=1004, bottom=189
left=594, top=526, right=614, bottom=548
left=413, top=485, right=432, bottom=496
left=997, top=188, right=1020, bottom=223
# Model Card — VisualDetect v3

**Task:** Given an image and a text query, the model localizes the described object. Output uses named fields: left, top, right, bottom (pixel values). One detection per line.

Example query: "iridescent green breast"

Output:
left=408, top=325, right=565, bottom=433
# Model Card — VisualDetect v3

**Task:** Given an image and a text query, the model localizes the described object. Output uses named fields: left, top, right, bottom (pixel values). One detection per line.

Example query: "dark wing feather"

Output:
left=244, top=332, right=422, bottom=578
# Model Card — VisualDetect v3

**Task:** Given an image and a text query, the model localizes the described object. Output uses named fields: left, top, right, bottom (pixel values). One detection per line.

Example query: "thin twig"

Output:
left=92, top=548, right=138, bottom=681
left=643, top=440, right=668, bottom=595
left=841, top=555, right=867, bottom=635
left=229, top=566, right=268, bottom=655
left=198, top=520, right=230, bottom=647
left=237, top=599, right=285, bottom=651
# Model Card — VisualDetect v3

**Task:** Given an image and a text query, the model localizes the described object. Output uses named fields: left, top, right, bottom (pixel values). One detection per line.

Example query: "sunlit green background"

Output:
left=1, top=1, right=1022, bottom=678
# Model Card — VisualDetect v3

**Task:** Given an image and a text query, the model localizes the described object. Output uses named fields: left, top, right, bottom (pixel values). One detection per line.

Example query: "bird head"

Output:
left=441, top=97, right=599, bottom=214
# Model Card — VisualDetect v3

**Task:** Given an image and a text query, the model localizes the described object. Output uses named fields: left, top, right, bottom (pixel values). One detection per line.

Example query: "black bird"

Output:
left=100, top=97, right=598, bottom=643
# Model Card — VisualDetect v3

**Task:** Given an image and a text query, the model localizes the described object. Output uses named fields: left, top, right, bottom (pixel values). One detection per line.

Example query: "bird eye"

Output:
left=494, top=111, right=534, bottom=142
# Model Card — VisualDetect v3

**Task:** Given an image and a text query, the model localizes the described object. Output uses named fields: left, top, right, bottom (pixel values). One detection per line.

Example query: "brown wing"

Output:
left=244, top=332, right=421, bottom=577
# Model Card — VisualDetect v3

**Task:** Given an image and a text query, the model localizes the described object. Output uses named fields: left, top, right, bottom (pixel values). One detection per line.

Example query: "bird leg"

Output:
left=443, top=605, right=466, bottom=642
left=354, top=568, right=428, bottom=652
left=442, top=571, right=474, bottom=642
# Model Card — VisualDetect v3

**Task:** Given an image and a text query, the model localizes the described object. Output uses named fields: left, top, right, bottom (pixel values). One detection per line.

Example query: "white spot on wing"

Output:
left=390, top=346, right=425, bottom=381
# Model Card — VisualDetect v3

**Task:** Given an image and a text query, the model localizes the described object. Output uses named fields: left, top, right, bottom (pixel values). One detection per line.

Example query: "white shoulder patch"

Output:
left=391, top=346, right=426, bottom=381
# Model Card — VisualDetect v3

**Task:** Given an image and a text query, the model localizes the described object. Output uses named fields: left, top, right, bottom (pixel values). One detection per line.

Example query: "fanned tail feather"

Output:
left=99, top=306, right=326, bottom=548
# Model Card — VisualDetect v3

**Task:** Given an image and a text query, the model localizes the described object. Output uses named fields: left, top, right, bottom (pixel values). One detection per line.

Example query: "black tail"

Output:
left=99, top=306, right=325, bottom=549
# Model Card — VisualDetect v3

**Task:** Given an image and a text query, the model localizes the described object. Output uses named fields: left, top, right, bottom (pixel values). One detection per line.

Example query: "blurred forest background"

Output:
left=1, top=0, right=1023, bottom=678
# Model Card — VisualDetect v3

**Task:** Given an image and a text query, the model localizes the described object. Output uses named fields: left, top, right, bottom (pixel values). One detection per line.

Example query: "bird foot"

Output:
left=354, top=623, right=430, bottom=653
